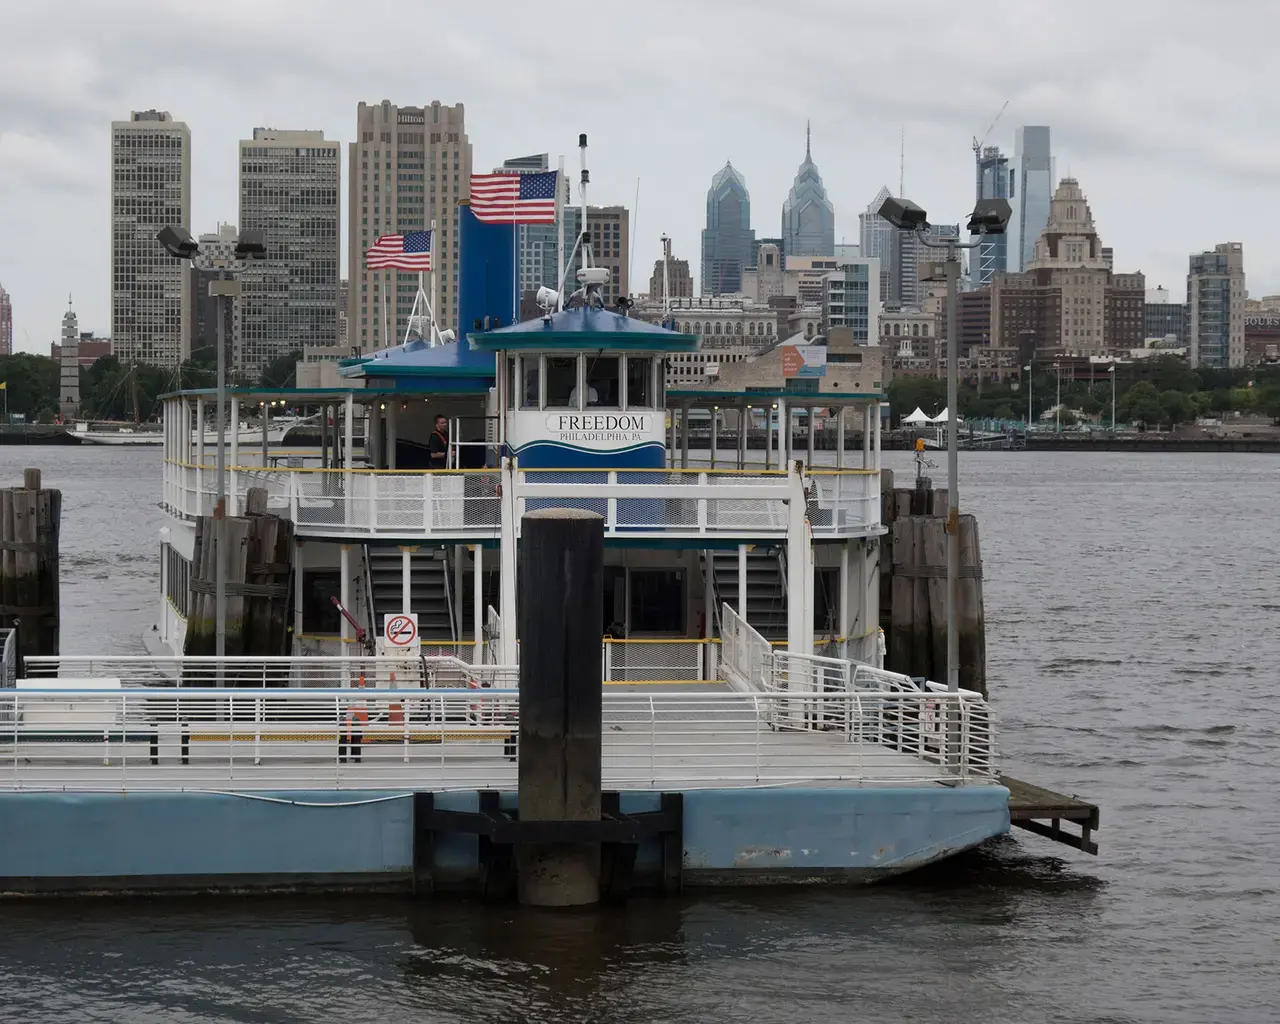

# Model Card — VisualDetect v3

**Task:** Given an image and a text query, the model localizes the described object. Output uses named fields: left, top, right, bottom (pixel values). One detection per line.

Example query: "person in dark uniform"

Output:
left=428, top=415, right=449, bottom=469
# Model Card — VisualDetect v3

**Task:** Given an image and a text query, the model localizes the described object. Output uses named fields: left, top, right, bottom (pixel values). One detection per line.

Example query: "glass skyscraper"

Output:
left=1010, top=127, right=1053, bottom=273
left=972, top=146, right=1010, bottom=286
left=701, top=162, right=755, bottom=296
left=781, top=124, right=835, bottom=258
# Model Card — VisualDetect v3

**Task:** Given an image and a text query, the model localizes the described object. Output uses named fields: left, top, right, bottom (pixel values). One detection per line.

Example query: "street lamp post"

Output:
left=1024, top=364, right=1033, bottom=428
left=1053, top=362, right=1062, bottom=433
left=879, top=196, right=1010, bottom=694
left=158, top=226, right=266, bottom=670
left=1109, top=363, right=1117, bottom=432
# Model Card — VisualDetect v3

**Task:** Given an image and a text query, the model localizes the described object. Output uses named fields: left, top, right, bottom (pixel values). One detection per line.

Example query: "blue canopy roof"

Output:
left=468, top=306, right=699, bottom=352
left=338, top=337, right=495, bottom=391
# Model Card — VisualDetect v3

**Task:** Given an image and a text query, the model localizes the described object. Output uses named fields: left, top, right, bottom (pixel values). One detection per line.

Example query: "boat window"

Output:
left=583, top=356, right=619, bottom=407
left=520, top=355, right=540, bottom=409
left=545, top=356, right=579, bottom=409
left=505, top=355, right=516, bottom=409
left=629, top=569, right=684, bottom=634
left=626, top=356, right=653, bottom=408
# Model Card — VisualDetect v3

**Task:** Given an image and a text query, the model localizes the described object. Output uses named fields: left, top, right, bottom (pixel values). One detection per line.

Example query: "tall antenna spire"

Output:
left=805, top=120, right=811, bottom=161
left=899, top=125, right=905, bottom=197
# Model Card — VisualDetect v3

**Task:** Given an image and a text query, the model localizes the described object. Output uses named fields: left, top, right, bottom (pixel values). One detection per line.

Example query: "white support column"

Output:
left=836, top=407, right=845, bottom=470
left=873, top=401, right=882, bottom=472
left=739, top=406, right=748, bottom=470
left=737, top=543, right=748, bottom=618
left=778, top=399, right=789, bottom=465
left=400, top=545, right=414, bottom=613
left=339, top=544, right=351, bottom=660
left=194, top=399, right=205, bottom=513
left=862, top=404, right=872, bottom=469
left=764, top=407, right=773, bottom=471
left=709, top=410, right=718, bottom=470
left=807, top=407, right=816, bottom=467
left=343, top=393, right=355, bottom=470
left=229, top=396, right=240, bottom=515
left=785, top=463, right=814, bottom=655
left=865, top=538, right=881, bottom=668
left=293, top=541, right=304, bottom=655
left=838, top=540, right=851, bottom=661
left=497, top=458, right=518, bottom=664
left=343, top=393, right=355, bottom=530
left=472, top=544, right=484, bottom=665
left=386, top=403, right=398, bottom=470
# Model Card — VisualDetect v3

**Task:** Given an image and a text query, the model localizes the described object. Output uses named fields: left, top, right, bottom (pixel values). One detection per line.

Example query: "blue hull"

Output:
left=0, top=786, right=1009, bottom=893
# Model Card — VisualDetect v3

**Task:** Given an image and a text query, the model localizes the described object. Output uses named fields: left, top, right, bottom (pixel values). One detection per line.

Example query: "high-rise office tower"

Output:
left=1009, top=126, right=1053, bottom=273
left=781, top=123, right=835, bottom=257
left=59, top=299, right=80, bottom=417
left=0, top=284, right=11, bottom=356
left=189, top=224, right=240, bottom=367
left=501, top=153, right=570, bottom=301
left=238, top=128, right=340, bottom=374
left=349, top=101, right=471, bottom=352
left=1187, top=243, right=1246, bottom=368
left=972, top=145, right=1011, bottom=285
left=111, top=110, right=191, bottom=367
left=701, top=162, right=755, bottom=296
left=887, top=223, right=960, bottom=310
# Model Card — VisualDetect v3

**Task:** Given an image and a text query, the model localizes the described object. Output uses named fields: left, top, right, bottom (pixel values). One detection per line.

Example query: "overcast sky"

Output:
left=1, top=0, right=1274, bottom=353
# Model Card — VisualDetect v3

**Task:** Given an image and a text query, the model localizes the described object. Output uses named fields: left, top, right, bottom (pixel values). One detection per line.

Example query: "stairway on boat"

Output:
left=366, top=546, right=455, bottom=639
left=709, top=548, right=788, bottom=640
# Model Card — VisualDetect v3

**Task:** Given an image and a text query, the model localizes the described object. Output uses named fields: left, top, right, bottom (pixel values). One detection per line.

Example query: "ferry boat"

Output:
left=0, top=167, right=1009, bottom=894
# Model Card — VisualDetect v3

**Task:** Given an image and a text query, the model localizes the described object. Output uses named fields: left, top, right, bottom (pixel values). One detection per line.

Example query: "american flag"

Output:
left=365, top=230, right=432, bottom=270
left=469, top=171, right=558, bottom=224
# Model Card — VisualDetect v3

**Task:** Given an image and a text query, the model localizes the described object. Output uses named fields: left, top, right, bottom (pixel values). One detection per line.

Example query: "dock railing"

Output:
left=22, top=655, right=519, bottom=692
left=0, top=687, right=995, bottom=792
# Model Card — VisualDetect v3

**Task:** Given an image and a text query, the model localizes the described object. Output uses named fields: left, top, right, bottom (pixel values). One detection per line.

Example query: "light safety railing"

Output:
left=22, top=655, right=520, bottom=691
left=161, top=462, right=882, bottom=540
left=0, top=686, right=995, bottom=792
left=602, top=639, right=718, bottom=684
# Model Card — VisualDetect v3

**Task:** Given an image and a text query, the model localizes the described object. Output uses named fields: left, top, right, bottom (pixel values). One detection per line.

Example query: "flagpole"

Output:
left=513, top=217, right=519, bottom=326
left=557, top=156, right=566, bottom=312
left=429, top=219, right=439, bottom=344
left=382, top=271, right=389, bottom=349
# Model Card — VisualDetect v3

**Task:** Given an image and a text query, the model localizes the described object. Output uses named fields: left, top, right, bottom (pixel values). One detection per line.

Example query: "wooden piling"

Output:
left=184, top=487, right=295, bottom=669
left=516, top=508, right=604, bottom=907
left=878, top=475, right=987, bottom=694
left=0, top=470, right=61, bottom=666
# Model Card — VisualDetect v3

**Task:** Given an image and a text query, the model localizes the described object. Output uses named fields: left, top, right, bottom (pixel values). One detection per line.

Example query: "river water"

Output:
left=0, top=446, right=1276, bottom=1023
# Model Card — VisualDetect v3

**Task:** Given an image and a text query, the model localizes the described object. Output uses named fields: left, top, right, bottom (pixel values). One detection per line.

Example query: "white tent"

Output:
left=930, top=407, right=962, bottom=424
left=902, top=407, right=931, bottom=425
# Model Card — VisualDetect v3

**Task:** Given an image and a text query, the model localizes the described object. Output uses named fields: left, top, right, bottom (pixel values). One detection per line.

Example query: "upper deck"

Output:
left=160, top=306, right=886, bottom=544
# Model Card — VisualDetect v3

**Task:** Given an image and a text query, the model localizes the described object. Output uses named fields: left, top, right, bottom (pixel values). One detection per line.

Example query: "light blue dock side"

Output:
left=0, top=786, right=1008, bottom=893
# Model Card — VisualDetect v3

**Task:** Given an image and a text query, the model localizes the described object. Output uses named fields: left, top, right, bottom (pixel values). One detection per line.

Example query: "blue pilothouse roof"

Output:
left=337, top=336, right=496, bottom=393
left=468, top=305, right=699, bottom=352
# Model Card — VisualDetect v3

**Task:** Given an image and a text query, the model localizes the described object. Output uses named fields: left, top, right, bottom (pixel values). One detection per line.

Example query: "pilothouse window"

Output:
left=520, top=356, right=540, bottom=409
left=545, top=357, right=578, bottom=409
left=583, top=356, right=619, bottom=407
left=626, top=356, right=653, bottom=408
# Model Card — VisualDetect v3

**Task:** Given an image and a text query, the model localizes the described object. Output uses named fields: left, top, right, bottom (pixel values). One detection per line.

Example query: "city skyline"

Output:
left=2, top=2, right=1277, bottom=351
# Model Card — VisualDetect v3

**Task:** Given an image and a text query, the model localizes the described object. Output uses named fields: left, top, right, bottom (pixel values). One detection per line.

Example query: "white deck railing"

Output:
left=23, top=655, right=519, bottom=691
left=161, top=462, right=882, bottom=540
left=0, top=686, right=995, bottom=792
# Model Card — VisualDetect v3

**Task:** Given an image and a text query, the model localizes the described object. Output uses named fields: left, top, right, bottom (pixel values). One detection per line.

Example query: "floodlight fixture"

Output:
left=877, top=197, right=929, bottom=231
left=235, top=229, right=267, bottom=259
left=157, top=225, right=199, bottom=260
left=966, top=198, right=1012, bottom=236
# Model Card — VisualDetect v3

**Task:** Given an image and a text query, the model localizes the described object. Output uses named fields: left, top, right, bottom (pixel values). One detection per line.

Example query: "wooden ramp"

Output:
left=1001, top=776, right=1099, bottom=855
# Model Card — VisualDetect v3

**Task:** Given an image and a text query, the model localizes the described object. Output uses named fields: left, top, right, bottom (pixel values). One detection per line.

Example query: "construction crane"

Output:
left=972, top=100, right=1009, bottom=199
